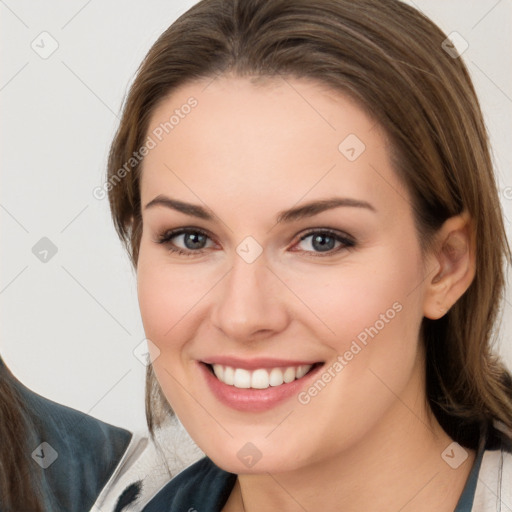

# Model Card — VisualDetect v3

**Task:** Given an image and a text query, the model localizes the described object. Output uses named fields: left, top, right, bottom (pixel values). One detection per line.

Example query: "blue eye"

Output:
left=293, top=229, right=355, bottom=256
left=156, top=227, right=355, bottom=257
left=156, top=228, right=213, bottom=256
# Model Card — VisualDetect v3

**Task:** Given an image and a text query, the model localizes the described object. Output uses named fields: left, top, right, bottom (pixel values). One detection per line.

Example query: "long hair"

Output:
left=0, top=357, right=44, bottom=512
left=106, top=0, right=512, bottom=448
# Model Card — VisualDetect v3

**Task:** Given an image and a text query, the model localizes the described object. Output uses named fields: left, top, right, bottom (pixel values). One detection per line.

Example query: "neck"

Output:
left=224, top=363, right=476, bottom=512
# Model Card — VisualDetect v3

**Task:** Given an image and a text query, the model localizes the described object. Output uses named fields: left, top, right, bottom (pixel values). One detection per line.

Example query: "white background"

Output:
left=1, top=0, right=511, bottom=433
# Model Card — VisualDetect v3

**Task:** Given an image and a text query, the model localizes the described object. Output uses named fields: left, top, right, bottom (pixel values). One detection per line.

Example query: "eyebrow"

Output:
left=144, top=195, right=376, bottom=223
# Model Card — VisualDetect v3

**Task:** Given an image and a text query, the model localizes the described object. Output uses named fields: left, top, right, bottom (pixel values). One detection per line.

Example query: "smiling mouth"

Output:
left=204, top=362, right=322, bottom=390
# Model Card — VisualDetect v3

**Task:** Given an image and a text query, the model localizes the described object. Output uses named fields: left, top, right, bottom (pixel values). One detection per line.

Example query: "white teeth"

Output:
left=233, top=368, right=251, bottom=388
left=269, top=367, right=284, bottom=387
left=251, top=369, right=269, bottom=389
left=296, top=365, right=309, bottom=379
left=210, top=364, right=313, bottom=389
left=223, top=366, right=234, bottom=386
left=213, top=364, right=224, bottom=380
left=283, top=367, right=296, bottom=383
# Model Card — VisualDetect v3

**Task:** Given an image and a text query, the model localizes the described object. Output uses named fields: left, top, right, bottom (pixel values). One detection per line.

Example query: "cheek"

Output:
left=136, top=246, right=208, bottom=345
left=137, top=263, right=172, bottom=343
left=281, top=248, right=423, bottom=353
left=136, top=251, right=202, bottom=402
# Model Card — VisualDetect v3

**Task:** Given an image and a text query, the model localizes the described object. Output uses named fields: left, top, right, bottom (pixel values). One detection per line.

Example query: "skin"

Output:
left=137, top=75, right=476, bottom=511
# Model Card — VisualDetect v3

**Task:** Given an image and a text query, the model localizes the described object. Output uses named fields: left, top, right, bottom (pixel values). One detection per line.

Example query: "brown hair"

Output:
left=107, top=0, right=512, bottom=448
left=0, top=357, right=44, bottom=512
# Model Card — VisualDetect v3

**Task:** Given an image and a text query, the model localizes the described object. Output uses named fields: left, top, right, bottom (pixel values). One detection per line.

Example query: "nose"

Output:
left=210, top=252, right=290, bottom=342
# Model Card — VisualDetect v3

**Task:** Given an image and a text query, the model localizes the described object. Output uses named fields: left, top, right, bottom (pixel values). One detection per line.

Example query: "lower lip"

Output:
left=198, top=362, right=323, bottom=412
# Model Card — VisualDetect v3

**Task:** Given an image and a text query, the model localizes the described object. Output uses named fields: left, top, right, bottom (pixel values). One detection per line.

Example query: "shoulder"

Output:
left=472, top=423, right=512, bottom=510
left=141, top=456, right=237, bottom=512
left=93, top=415, right=205, bottom=512
left=14, top=378, right=132, bottom=511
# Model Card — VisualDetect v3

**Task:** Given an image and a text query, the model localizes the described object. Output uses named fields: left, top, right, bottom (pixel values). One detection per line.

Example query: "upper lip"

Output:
left=201, top=356, right=322, bottom=370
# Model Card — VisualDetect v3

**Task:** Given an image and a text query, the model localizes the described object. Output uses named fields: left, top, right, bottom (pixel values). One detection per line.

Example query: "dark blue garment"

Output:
left=142, top=457, right=236, bottom=512
left=142, top=427, right=497, bottom=512
left=1, top=370, right=132, bottom=512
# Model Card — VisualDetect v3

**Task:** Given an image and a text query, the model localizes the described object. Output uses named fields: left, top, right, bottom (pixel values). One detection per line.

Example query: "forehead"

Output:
left=140, top=75, right=408, bottom=220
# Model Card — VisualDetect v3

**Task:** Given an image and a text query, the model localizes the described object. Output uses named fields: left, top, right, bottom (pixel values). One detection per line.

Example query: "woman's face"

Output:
left=137, top=76, right=432, bottom=473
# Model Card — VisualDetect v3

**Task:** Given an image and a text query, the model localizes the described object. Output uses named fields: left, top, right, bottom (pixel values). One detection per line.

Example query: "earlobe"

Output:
left=423, top=213, right=476, bottom=320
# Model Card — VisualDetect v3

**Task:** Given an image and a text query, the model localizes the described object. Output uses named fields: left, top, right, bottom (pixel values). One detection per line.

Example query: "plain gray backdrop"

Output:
left=1, top=0, right=511, bottom=433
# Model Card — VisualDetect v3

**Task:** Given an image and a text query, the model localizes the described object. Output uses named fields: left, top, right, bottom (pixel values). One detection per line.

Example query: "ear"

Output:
left=423, top=212, right=476, bottom=320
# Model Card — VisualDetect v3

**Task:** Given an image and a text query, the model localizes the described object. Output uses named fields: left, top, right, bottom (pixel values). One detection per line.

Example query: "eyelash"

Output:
left=155, top=227, right=356, bottom=258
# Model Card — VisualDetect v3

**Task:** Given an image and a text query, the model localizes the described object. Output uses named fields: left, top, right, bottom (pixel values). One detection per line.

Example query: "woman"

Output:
left=105, top=0, right=512, bottom=510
